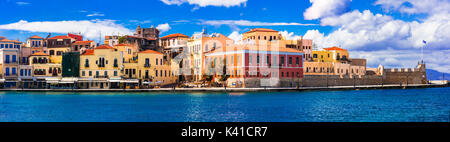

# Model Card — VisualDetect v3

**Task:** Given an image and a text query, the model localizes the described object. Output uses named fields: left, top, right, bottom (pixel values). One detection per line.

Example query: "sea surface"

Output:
left=0, top=87, right=449, bottom=122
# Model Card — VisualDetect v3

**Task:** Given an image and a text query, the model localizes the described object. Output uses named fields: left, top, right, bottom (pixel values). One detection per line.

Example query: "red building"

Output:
left=205, top=43, right=304, bottom=88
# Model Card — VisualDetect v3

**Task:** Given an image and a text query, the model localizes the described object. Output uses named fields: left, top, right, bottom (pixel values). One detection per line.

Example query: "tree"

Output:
left=118, top=36, right=127, bottom=44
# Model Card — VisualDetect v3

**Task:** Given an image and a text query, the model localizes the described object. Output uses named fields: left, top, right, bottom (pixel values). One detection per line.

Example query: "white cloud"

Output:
left=279, top=31, right=302, bottom=40
left=16, top=2, right=30, bottom=6
left=156, top=23, right=171, bottom=33
left=202, top=20, right=317, bottom=26
left=303, top=0, right=351, bottom=20
left=161, top=0, right=247, bottom=7
left=0, top=20, right=133, bottom=40
left=375, top=0, right=450, bottom=14
left=87, top=12, right=105, bottom=17
left=129, top=20, right=152, bottom=24
left=303, top=9, right=450, bottom=73
left=228, top=31, right=243, bottom=42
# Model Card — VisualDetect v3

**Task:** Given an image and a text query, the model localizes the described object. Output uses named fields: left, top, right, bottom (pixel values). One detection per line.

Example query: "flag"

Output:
left=423, top=40, right=427, bottom=44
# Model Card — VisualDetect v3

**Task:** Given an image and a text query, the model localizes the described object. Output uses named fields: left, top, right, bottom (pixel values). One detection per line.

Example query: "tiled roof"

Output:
left=82, top=49, right=94, bottom=55
left=139, top=50, right=163, bottom=54
left=49, top=35, right=73, bottom=39
left=114, top=44, right=132, bottom=46
left=30, top=51, right=48, bottom=56
left=244, top=28, right=279, bottom=34
left=74, top=40, right=94, bottom=44
left=95, top=45, right=114, bottom=49
left=324, top=47, right=347, bottom=51
left=29, top=35, right=44, bottom=39
left=161, top=33, right=189, bottom=39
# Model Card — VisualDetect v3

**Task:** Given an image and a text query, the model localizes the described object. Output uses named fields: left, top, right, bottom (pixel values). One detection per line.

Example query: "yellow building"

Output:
left=79, top=45, right=123, bottom=89
left=48, top=47, right=70, bottom=64
left=243, top=28, right=282, bottom=41
left=137, top=50, right=177, bottom=87
left=114, top=44, right=138, bottom=63
left=29, top=52, right=62, bottom=77
left=312, top=47, right=349, bottom=63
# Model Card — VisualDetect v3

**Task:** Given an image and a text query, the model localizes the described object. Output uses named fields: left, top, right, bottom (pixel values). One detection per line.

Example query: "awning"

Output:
left=46, top=78, right=60, bottom=83
left=60, top=78, right=78, bottom=84
left=0, top=79, right=5, bottom=83
left=120, top=79, right=139, bottom=83
left=108, top=77, right=122, bottom=83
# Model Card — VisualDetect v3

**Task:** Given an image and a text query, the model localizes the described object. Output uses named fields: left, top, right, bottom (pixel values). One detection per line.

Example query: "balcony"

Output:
left=144, top=64, right=151, bottom=68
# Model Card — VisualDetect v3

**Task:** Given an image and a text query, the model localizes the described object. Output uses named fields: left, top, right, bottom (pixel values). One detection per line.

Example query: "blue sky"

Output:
left=0, top=0, right=449, bottom=73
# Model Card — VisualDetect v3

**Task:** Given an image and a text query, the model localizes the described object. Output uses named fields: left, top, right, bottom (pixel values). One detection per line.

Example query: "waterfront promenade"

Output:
left=0, top=83, right=448, bottom=92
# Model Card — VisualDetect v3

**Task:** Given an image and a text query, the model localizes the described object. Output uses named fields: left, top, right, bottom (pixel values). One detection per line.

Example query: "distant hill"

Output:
left=426, top=69, right=450, bottom=80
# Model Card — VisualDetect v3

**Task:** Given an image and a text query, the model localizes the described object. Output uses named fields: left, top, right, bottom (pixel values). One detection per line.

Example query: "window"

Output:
left=104, top=71, right=108, bottom=76
left=114, top=59, right=118, bottom=67
left=89, top=71, right=92, bottom=76
left=156, top=58, right=158, bottom=65
left=82, top=71, right=85, bottom=76
left=156, top=70, right=158, bottom=77
left=145, top=58, right=150, bottom=67
left=49, top=50, right=55, bottom=55
left=296, top=57, right=299, bottom=65
left=11, top=55, right=16, bottom=63
left=313, top=54, right=317, bottom=58
left=280, top=56, right=284, bottom=66
left=249, top=55, right=252, bottom=65
left=257, top=56, right=260, bottom=64
left=114, top=71, right=118, bottom=76
left=266, top=56, right=270, bottom=64
left=289, top=57, right=292, bottom=65
left=83, top=59, right=89, bottom=67
left=5, top=55, right=10, bottom=63
left=5, top=68, right=9, bottom=76
left=20, top=69, right=24, bottom=76
left=96, top=71, right=99, bottom=77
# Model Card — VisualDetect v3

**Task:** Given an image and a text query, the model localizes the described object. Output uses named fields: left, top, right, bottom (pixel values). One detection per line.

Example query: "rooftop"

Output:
left=81, top=49, right=94, bottom=55
left=29, top=35, right=44, bottom=39
left=244, top=28, right=279, bottom=34
left=323, top=47, right=347, bottom=51
left=48, top=35, right=73, bottom=40
left=95, top=45, right=114, bottom=50
left=139, top=50, right=163, bottom=55
left=161, top=33, right=189, bottom=39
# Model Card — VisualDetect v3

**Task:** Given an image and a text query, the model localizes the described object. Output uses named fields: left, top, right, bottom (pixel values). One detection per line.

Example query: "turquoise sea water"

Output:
left=0, top=87, right=449, bottom=122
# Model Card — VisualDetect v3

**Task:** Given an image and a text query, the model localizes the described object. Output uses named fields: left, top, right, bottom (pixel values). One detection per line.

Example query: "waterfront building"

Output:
left=160, top=33, right=189, bottom=59
left=28, top=52, right=62, bottom=88
left=160, top=33, right=191, bottom=82
left=305, top=46, right=366, bottom=77
left=72, top=40, right=96, bottom=52
left=114, top=44, right=138, bottom=63
left=18, top=64, right=32, bottom=88
left=188, top=29, right=233, bottom=82
left=204, top=44, right=304, bottom=88
left=79, top=45, right=123, bottom=89
left=0, top=38, right=22, bottom=88
left=62, top=52, right=80, bottom=77
left=137, top=50, right=177, bottom=88
left=47, top=35, right=74, bottom=64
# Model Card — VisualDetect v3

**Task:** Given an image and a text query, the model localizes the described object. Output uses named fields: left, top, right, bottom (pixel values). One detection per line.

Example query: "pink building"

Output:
left=205, top=44, right=304, bottom=88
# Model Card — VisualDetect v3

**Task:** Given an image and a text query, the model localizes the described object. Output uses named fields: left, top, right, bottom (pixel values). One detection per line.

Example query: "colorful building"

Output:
left=0, top=38, right=22, bottom=87
left=205, top=44, right=304, bottom=88
left=137, top=50, right=177, bottom=87
left=79, top=45, right=123, bottom=89
left=188, top=30, right=233, bottom=82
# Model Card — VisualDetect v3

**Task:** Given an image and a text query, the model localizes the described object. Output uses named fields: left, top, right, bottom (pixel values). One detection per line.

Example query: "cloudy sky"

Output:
left=0, top=0, right=449, bottom=73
